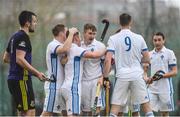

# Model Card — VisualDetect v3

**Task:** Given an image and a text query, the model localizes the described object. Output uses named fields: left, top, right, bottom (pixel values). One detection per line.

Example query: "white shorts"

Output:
left=149, top=93, right=174, bottom=112
left=111, top=78, right=149, bottom=106
left=43, top=89, right=64, bottom=113
left=60, top=88, right=81, bottom=115
left=81, top=78, right=104, bottom=112
left=119, top=93, right=140, bottom=113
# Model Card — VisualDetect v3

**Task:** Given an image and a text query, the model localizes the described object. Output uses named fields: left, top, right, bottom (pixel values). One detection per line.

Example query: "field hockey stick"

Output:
left=105, top=80, right=110, bottom=116
left=128, top=90, right=132, bottom=117
left=45, top=74, right=56, bottom=82
left=100, top=19, right=109, bottom=42
left=92, top=83, right=101, bottom=116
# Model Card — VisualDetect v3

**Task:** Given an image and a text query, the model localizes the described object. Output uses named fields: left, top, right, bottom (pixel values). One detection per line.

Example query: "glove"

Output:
left=103, top=77, right=110, bottom=88
left=46, top=74, right=56, bottom=82
left=152, top=70, right=165, bottom=81
left=111, top=58, right=115, bottom=65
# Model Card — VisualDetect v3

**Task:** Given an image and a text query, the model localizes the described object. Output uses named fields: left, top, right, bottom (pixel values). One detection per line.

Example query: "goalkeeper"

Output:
left=147, top=32, right=178, bottom=117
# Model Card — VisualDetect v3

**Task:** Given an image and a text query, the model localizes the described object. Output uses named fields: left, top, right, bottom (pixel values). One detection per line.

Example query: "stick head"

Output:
left=101, top=19, right=109, bottom=42
left=102, top=19, right=109, bottom=25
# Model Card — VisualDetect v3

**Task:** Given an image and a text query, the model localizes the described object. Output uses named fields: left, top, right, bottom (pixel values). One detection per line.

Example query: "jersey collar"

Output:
left=120, top=29, right=131, bottom=32
left=53, top=38, right=63, bottom=45
left=152, top=46, right=166, bottom=54
left=81, top=39, right=96, bottom=47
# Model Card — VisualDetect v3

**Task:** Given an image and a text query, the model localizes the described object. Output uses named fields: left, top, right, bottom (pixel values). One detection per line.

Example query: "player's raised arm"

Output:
left=83, top=45, right=106, bottom=58
left=56, top=27, right=78, bottom=54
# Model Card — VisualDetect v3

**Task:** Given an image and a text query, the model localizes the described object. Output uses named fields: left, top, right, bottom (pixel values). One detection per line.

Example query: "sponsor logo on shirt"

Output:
left=18, top=104, right=22, bottom=108
left=19, top=41, right=26, bottom=47
left=30, top=100, right=35, bottom=107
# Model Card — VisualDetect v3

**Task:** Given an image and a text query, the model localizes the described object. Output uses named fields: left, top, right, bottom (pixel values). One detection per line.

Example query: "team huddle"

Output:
left=3, top=10, right=178, bottom=117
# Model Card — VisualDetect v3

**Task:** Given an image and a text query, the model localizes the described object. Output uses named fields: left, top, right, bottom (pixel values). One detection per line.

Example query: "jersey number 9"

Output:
left=125, top=36, right=131, bottom=51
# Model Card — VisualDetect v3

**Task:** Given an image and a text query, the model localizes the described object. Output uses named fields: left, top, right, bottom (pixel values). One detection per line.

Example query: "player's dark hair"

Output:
left=66, top=30, right=79, bottom=37
left=19, top=10, right=36, bottom=27
left=84, top=23, right=97, bottom=32
left=52, top=24, right=65, bottom=36
left=119, top=13, right=131, bottom=26
left=154, top=32, right=165, bottom=40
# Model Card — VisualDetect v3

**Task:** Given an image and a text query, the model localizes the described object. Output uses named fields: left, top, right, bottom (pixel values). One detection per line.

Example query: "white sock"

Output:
left=110, top=113, right=117, bottom=117
left=145, top=111, right=154, bottom=117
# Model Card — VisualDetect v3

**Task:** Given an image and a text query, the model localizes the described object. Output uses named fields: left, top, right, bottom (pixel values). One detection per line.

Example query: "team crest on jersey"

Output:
left=57, top=105, right=61, bottom=110
left=18, top=104, right=22, bottom=108
left=160, top=55, right=164, bottom=60
left=91, top=48, right=94, bottom=52
left=19, top=41, right=26, bottom=47
left=68, top=108, right=71, bottom=112
left=144, top=96, right=148, bottom=99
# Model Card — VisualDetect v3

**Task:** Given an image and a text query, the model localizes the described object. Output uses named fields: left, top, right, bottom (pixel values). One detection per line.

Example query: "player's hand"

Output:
left=103, top=77, right=110, bottom=89
left=37, top=72, right=48, bottom=82
left=144, top=76, right=153, bottom=84
left=69, top=27, right=78, bottom=35
left=97, top=76, right=103, bottom=86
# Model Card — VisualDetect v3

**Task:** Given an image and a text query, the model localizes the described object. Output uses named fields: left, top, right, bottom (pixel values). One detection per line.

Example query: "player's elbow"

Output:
left=3, top=55, right=9, bottom=63
left=89, top=53, right=97, bottom=58
left=63, top=46, right=71, bottom=53
left=3, top=57, right=8, bottom=63
left=141, top=58, right=150, bottom=64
